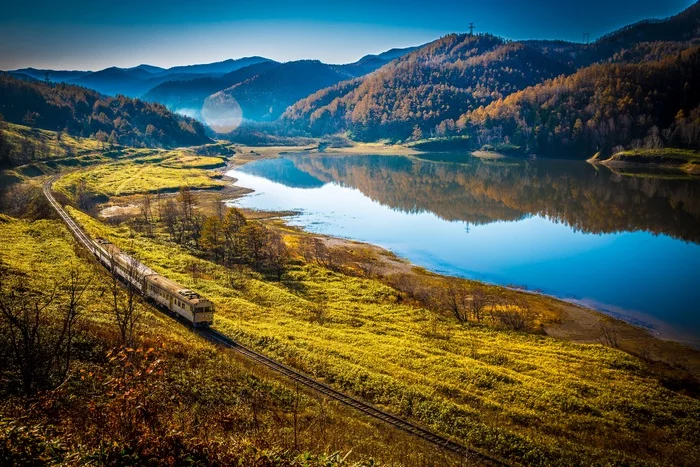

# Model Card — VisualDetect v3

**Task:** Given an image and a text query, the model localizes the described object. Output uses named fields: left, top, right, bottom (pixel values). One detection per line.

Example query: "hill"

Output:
left=142, top=61, right=281, bottom=118
left=144, top=48, right=417, bottom=126
left=7, top=57, right=275, bottom=98
left=524, top=2, right=700, bottom=68
left=283, top=34, right=573, bottom=141
left=458, top=46, right=700, bottom=158
left=160, top=56, right=271, bottom=75
left=215, top=60, right=364, bottom=123
left=0, top=74, right=211, bottom=151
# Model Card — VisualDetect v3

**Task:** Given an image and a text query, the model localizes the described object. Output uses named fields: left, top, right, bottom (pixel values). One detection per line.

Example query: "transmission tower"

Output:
left=583, top=32, right=590, bottom=44
left=468, top=22, right=476, bottom=36
left=44, top=72, right=50, bottom=84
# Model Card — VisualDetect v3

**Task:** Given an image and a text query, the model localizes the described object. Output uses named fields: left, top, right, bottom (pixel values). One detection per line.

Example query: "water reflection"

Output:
left=228, top=154, right=700, bottom=345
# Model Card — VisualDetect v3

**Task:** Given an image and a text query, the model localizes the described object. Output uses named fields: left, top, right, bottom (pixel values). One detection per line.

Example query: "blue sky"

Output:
left=1, top=0, right=696, bottom=70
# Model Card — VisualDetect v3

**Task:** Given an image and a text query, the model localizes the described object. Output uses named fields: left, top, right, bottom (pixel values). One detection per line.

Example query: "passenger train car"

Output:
left=92, top=238, right=214, bottom=327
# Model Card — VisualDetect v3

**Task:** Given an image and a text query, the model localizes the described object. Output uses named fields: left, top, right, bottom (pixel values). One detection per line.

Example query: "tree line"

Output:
left=0, top=74, right=211, bottom=150
left=136, top=186, right=291, bottom=281
left=282, top=34, right=572, bottom=142
left=457, top=46, right=700, bottom=157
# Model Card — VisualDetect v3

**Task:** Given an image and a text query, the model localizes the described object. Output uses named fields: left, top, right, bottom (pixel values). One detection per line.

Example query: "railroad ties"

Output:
left=201, top=329, right=506, bottom=465
left=43, top=176, right=506, bottom=466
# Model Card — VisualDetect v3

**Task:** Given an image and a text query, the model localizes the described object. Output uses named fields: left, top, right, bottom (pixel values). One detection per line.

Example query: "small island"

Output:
left=589, top=148, right=700, bottom=175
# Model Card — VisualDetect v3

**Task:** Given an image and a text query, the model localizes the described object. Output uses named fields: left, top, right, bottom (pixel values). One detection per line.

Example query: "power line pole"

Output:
left=468, top=22, right=476, bottom=36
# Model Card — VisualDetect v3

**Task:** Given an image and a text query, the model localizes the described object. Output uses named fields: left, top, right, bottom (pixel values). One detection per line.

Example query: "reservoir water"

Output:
left=227, top=153, right=700, bottom=346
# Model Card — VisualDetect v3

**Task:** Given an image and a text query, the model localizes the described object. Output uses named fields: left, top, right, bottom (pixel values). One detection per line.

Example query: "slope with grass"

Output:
left=595, top=148, right=700, bottom=174
left=0, top=213, right=454, bottom=465
left=53, top=150, right=227, bottom=197
left=62, top=200, right=700, bottom=466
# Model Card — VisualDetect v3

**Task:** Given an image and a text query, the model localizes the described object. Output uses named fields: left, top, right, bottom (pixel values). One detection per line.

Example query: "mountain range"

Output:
left=9, top=56, right=273, bottom=98
left=3, top=1, right=700, bottom=158
left=282, top=1, right=700, bottom=154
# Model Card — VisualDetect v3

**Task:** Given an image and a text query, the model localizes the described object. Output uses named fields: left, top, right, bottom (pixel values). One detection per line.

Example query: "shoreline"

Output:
left=220, top=145, right=700, bottom=377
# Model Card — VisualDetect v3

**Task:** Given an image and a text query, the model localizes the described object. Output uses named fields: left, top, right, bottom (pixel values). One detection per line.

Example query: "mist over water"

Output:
left=227, top=154, right=700, bottom=346
left=202, top=92, right=243, bottom=133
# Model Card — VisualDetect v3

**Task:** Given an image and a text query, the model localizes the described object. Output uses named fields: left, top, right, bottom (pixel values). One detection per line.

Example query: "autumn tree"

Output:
left=221, top=207, right=247, bottom=265
left=240, top=222, right=268, bottom=269
left=95, top=130, right=109, bottom=149
left=263, top=230, right=290, bottom=281
left=201, top=216, right=224, bottom=262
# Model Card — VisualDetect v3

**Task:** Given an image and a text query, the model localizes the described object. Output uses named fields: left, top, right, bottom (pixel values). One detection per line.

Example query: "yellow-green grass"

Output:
left=54, top=153, right=226, bottom=197
left=601, top=148, right=700, bottom=174
left=0, top=214, right=457, bottom=466
left=66, top=207, right=700, bottom=466
left=159, top=150, right=227, bottom=169
left=2, top=122, right=102, bottom=159
left=0, top=123, right=166, bottom=188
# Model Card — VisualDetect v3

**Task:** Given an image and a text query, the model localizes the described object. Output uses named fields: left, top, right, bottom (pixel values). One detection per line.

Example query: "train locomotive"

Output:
left=92, top=238, right=214, bottom=327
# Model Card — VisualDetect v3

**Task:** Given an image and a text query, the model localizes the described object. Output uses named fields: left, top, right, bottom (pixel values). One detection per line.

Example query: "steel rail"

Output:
left=42, top=175, right=507, bottom=466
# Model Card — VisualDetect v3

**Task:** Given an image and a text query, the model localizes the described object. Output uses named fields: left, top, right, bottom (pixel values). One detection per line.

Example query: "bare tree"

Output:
left=109, top=252, right=144, bottom=346
left=140, top=192, right=153, bottom=236
left=469, top=287, right=491, bottom=323
left=599, top=322, right=620, bottom=348
left=436, top=282, right=471, bottom=323
left=0, top=264, right=90, bottom=396
left=302, top=238, right=340, bottom=271
left=161, top=199, right=182, bottom=243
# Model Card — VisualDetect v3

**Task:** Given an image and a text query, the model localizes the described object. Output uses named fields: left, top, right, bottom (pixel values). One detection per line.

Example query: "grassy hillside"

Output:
left=54, top=150, right=227, bottom=198
left=58, top=184, right=700, bottom=466
left=598, top=148, right=700, bottom=174
left=0, top=214, right=455, bottom=465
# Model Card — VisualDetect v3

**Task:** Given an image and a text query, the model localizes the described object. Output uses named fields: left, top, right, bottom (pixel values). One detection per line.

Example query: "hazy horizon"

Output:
left=1, top=0, right=696, bottom=71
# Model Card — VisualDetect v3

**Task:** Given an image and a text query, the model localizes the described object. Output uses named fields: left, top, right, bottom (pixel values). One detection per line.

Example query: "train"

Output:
left=92, top=238, right=214, bottom=327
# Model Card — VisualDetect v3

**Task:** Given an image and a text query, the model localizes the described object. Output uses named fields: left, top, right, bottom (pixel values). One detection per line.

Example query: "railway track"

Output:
left=42, top=175, right=506, bottom=466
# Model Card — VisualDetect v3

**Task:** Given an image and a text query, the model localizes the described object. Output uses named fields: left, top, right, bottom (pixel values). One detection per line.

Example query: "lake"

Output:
left=227, top=153, right=700, bottom=346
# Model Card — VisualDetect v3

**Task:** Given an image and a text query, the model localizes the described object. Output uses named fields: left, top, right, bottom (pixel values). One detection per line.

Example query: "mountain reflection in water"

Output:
left=228, top=153, right=700, bottom=345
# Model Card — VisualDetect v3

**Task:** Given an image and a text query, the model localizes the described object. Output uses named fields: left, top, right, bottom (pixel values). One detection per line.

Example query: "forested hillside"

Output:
left=0, top=75, right=211, bottom=150
left=524, top=2, right=700, bottom=68
left=282, top=3, right=700, bottom=151
left=282, top=34, right=573, bottom=141
left=458, top=46, right=700, bottom=157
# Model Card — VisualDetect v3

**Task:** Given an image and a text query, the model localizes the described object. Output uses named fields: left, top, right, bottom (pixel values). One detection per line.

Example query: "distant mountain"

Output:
left=143, top=61, right=281, bottom=118
left=214, top=60, right=364, bottom=123
left=283, top=34, right=573, bottom=141
left=126, top=64, right=167, bottom=74
left=5, top=57, right=277, bottom=98
left=144, top=47, right=417, bottom=125
left=11, top=68, right=90, bottom=82
left=524, top=2, right=700, bottom=68
left=0, top=74, right=211, bottom=148
left=67, top=67, right=205, bottom=97
left=164, top=56, right=272, bottom=76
